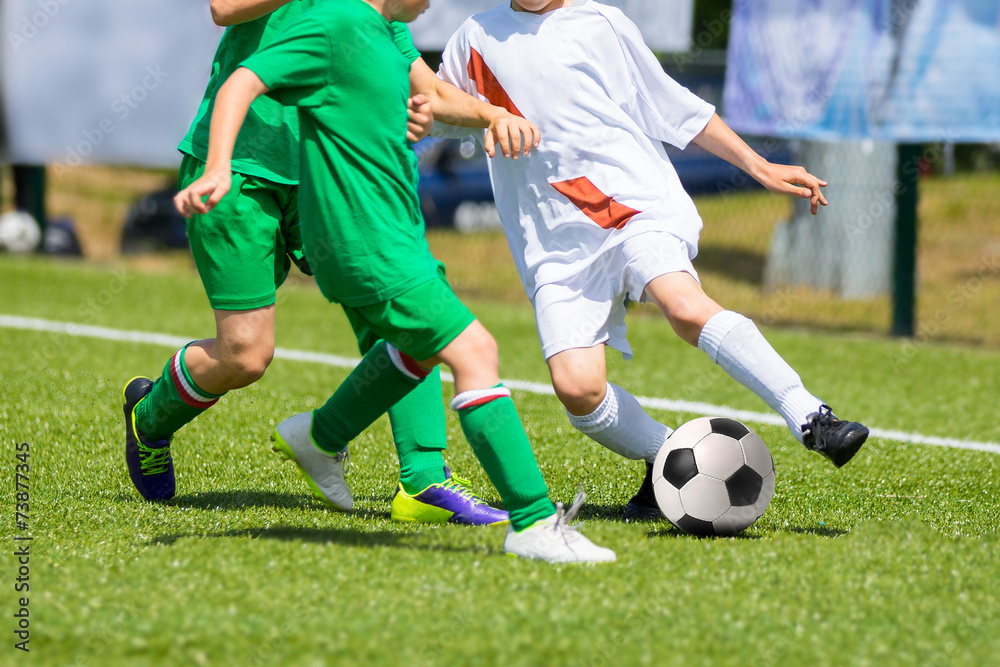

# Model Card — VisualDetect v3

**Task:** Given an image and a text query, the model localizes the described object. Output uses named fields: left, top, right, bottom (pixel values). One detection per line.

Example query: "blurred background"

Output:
left=1, top=0, right=998, bottom=345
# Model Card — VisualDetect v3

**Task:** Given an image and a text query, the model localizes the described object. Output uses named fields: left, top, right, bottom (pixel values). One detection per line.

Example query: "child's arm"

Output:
left=175, top=68, right=268, bottom=217
left=406, top=92, right=434, bottom=144
left=409, top=57, right=540, bottom=159
left=603, top=8, right=828, bottom=215
left=210, top=0, right=292, bottom=26
left=692, top=114, right=829, bottom=216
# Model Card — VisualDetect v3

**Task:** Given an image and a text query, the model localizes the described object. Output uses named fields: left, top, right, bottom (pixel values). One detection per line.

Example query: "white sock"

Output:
left=566, top=383, right=672, bottom=463
left=698, top=311, right=822, bottom=442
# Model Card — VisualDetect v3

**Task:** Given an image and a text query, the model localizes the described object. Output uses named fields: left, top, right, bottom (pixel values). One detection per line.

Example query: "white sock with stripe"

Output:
left=451, top=386, right=512, bottom=411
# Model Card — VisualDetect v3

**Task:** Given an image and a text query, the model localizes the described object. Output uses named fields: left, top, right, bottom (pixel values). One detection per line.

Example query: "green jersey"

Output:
left=178, top=0, right=324, bottom=185
left=243, top=0, right=435, bottom=307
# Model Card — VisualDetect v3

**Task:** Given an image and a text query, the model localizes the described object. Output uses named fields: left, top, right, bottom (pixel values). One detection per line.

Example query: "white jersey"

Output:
left=436, top=0, right=716, bottom=299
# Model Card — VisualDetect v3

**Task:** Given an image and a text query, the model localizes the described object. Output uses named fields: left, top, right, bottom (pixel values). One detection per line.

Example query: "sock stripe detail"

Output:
left=387, top=344, right=432, bottom=382
left=169, top=351, right=218, bottom=409
left=451, top=387, right=512, bottom=411
left=566, top=383, right=618, bottom=434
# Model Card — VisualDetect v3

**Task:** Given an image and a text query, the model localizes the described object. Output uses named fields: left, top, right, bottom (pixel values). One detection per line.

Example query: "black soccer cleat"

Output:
left=623, top=461, right=664, bottom=522
left=123, top=377, right=175, bottom=501
left=801, top=404, right=869, bottom=468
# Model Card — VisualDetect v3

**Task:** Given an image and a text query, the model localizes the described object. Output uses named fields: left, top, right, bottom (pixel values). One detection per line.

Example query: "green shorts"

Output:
left=344, top=271, right=475, bottom=361
left=179, top=154, right=308, bottom=311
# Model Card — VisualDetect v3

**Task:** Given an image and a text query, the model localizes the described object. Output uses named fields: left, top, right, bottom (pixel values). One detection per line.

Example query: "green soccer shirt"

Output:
left=242, top=0, right=437, bottom=307
left=177, top=0, right=324, bottom=185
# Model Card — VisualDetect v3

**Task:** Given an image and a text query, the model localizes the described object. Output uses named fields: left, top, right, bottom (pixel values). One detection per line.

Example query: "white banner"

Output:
left=2, top=0, right=224, bottom=169
left=723, top=0, right=1000, bottom=141
left=410, top=0, right=693, bottom=52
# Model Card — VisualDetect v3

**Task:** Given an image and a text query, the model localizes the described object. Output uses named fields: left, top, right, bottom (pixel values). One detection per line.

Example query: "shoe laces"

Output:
left=138, top=442, right=171, bottom=475
left=552, top=489, right=587, bottom=533
left=333, top=448, right=350, bottom=473
left=441, top=475, right=484, bottom=505
left=803, top=404, right=838, bottom=450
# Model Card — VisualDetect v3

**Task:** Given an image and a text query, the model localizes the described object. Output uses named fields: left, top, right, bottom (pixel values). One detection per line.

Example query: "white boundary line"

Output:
left=4, top=314, right=999, bottom=455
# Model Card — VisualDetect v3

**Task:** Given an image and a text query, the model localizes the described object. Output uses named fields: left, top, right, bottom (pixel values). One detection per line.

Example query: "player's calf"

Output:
left=421, top=320, right=499, bottom=393
left=649, top=279, right=725, bottom=347
left=192, top=336, right=275, bottom=392
left=548, top=347, right=608, bottom=416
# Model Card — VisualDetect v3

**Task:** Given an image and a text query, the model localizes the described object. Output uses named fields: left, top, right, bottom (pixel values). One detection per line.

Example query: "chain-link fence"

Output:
left=18, top=121, right=999, bottom=348
left=416, top=44, right=1000, bottom=348
left=7, top=3, right=998, bottom=348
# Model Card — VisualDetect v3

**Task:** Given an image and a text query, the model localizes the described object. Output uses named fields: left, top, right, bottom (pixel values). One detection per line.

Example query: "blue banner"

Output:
left=723, top=0, right=1000, bottom=142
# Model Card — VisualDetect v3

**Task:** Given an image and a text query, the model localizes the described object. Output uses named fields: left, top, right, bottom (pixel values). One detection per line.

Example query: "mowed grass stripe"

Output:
left=4, top=313, right=998, bottom=455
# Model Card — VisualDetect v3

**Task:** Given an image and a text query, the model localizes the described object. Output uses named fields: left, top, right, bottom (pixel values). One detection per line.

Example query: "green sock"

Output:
left=311, top=341, right=422, bottom=454
left=388, top=368, right=448, bottom=495
left=135, top=345, right=225, bottom=441
left=455, top=390, right=555, bottom=531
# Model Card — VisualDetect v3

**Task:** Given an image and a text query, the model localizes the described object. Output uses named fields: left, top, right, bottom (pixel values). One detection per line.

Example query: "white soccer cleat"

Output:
left=503, top=491, right=616, bottom=564
left=270, top=412, right=352, bottom=511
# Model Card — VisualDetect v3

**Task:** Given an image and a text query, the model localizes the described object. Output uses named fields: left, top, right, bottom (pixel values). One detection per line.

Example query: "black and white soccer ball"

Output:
left=0, top=211, right=41, bottom=253
left=653, top=417, right=775, bottom=536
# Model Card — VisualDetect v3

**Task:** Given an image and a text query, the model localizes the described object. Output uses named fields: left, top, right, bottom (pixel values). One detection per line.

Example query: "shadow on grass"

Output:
left=150, top=526, right=477, bottom=554
left=785, top=525, right=848, bottom=538
left=645, top=526, right=764, bottom=541
left=577, top=503, right=631, bottom=523
left=644, top=524, right=847, bottom=540
left=167, top=490, right=334, bottom=511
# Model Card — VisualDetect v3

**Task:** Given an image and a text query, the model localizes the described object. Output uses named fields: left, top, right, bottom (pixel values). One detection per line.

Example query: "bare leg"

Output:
left=184, top=305, right=276, bottom=394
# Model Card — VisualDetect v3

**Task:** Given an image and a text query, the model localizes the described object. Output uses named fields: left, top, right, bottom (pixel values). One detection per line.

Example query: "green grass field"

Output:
left=2, top=256, right=1000, bottom=666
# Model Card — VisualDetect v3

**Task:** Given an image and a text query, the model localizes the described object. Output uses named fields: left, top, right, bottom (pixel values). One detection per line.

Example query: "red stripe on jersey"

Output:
left=550, top=177, right=641, bottom=230
left=467, top=48, right=524, bottom=118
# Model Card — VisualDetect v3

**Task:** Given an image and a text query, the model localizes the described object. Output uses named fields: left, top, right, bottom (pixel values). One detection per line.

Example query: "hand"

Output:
left=407, top=94, right=433, bottom=143
left=753, top=162, right=829, bottom=215
left=485, top=112, right=541, bottom=159
left=174, top=167, right=232, bottom=218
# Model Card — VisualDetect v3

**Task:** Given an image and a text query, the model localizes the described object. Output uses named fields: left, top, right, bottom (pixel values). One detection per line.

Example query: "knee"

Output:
left=663, top=294, right=706, bottom=331
left=464, top=327, right=499, bottom=367
left=551, top=369, right=606, bottom=416
left=220, top=341, right=274, bottom=387
left=662, top=297, right=718, bottom=347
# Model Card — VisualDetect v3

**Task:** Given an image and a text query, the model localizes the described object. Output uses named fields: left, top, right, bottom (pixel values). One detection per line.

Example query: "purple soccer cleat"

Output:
left=391, top=468, right=509, bottom=526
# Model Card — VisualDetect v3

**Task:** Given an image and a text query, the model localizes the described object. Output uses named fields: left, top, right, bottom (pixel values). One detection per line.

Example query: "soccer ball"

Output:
left=652, top=417, right=775, bottom=536
left=0, top=211, right=42, bottom=253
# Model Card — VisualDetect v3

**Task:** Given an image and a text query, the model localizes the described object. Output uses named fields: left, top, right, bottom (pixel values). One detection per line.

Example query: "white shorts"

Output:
left=531, top=231, right=699, bottom=360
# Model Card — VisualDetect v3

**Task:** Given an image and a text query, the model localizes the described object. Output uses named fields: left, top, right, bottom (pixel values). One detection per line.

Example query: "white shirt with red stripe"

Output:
left=436, top=0, right=716, bottom=300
